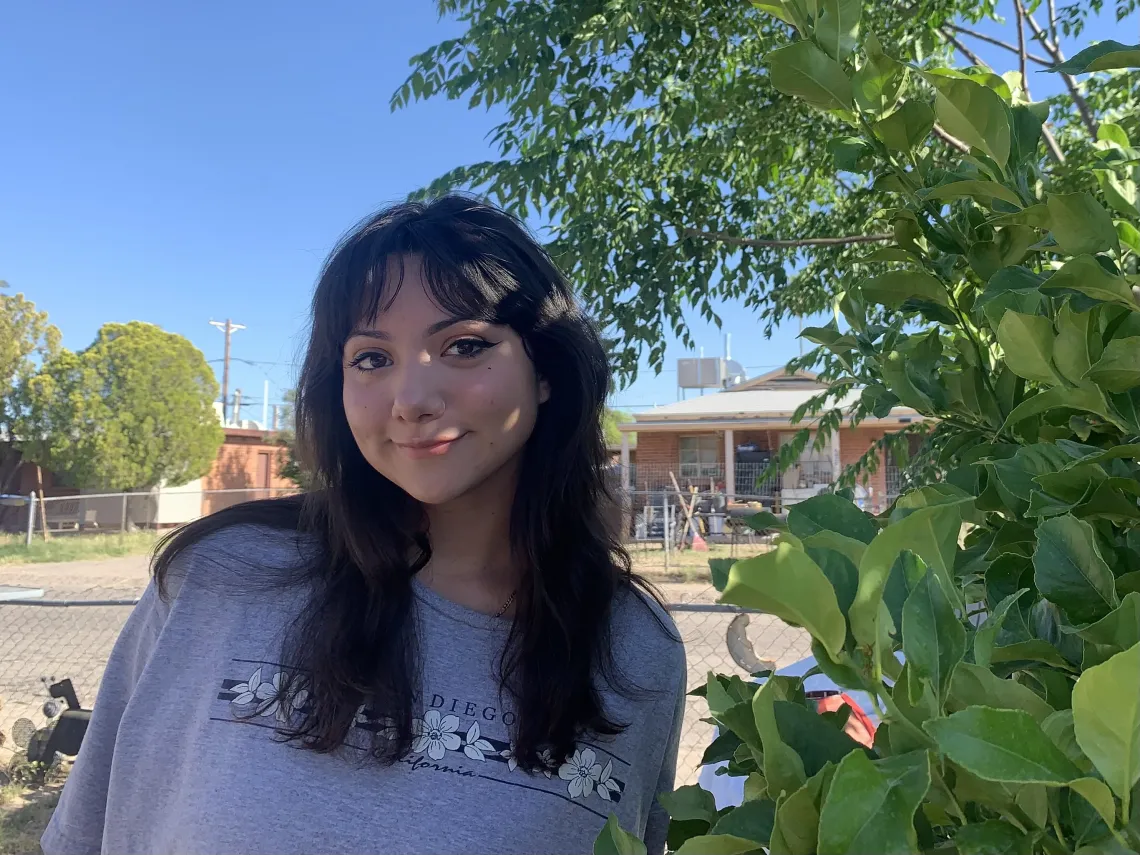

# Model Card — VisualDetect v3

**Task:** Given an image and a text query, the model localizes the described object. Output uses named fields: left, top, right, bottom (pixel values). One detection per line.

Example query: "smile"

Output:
left=394, top=434, right=466, bottom=459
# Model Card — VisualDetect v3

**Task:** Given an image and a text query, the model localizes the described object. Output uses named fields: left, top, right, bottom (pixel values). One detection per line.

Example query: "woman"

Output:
left=42, top=196, right=686, bottom=855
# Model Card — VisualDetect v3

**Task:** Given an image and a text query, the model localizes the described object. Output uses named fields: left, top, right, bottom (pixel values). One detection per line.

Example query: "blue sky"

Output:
left=0, top=2, right=1123, bottom=418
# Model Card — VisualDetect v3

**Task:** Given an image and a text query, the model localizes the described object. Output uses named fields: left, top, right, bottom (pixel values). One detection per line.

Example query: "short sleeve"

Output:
left=642, top=644, right=687, bottom=855
left=40, top=581, right=170, bottom=855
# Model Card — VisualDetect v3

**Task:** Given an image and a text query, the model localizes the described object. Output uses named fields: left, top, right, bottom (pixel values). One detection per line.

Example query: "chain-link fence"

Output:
left=0, top=588, right=810, bottom=788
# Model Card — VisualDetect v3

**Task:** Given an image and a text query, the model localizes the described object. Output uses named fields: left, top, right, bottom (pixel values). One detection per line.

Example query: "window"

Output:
left=679, top=435, right=720, bottom=478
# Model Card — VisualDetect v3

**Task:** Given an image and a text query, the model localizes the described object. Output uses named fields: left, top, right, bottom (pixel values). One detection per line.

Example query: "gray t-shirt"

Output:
left=42, top=526, right=686, bottom=855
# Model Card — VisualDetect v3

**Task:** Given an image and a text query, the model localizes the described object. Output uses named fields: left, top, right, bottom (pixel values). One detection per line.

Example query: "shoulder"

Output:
left=158, top=520, right=320, bottom=602
left=608, top=581, right=685, bottom=689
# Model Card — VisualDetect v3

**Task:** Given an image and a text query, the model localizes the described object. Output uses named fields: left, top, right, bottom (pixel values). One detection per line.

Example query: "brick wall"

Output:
left=634, top=432, right=682, bottom=479
left=202, top=429, right=294, bottom=514
left=839, top=426, right=891, bottom=512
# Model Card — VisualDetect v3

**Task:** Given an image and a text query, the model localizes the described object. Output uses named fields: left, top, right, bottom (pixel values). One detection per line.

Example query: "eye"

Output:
left=445, top=337, right=496, bottom=359
left=347, top=351, right=391, bottom=372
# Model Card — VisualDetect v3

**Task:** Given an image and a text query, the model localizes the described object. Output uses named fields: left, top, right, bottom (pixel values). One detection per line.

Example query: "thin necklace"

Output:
left=494, top=590, right=517, bottom=619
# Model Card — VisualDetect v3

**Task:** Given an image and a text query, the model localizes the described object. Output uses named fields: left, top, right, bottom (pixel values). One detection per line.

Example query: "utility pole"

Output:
left=209, top=319, right=245, bottom=424
left=233, top=388, right=243, bottom=426
left=262, top=379, right=269, bottom=430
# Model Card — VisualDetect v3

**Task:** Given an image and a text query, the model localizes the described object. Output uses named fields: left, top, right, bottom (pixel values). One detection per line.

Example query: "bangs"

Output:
left=341, top=219, right=542, bottom=342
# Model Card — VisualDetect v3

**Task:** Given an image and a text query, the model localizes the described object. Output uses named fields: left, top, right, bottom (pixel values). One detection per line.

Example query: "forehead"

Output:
left=352, top=253, right=496, bottom=332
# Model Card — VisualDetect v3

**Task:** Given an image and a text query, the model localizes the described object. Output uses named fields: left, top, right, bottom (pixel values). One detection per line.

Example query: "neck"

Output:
left=418, top=461, right=519, bottom=615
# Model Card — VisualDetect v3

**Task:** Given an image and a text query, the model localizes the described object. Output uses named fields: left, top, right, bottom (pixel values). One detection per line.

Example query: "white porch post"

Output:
left=830, top=429, right=841, bottom=485
left=620, top=432, right=632, bottom=494
left=724, top=429, right=736, bottom=501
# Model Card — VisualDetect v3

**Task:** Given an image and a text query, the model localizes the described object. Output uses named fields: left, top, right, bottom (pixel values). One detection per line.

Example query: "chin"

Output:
left=389, top=476, right=479, bottom=506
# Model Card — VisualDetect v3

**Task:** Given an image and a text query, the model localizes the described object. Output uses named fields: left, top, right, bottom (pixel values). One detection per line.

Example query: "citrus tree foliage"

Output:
left=15, top=322, right=223, bottom=490
left=397, top=0, right=1128, bottom=382
left=595, top=4, right=1140, bottom=854
left=0, top=282, right=60, bottom=472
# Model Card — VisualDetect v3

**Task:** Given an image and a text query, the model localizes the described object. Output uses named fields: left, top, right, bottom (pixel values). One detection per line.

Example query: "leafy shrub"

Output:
left=598, top=2, right=1140, bottom=853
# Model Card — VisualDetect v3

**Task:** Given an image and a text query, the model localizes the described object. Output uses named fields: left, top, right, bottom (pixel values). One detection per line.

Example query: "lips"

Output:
left=394, top=434, right=466, bottom=459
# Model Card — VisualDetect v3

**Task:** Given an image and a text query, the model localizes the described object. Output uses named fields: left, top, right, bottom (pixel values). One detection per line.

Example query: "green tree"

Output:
left=600, top=8, right=1140, bottom=854
left=0, top=282, right=60, bottom=486
left=603, top=407, right=632, bottom=448
left=15, top=322, right=223, bottom=490
left=398, top=0, right=1134, bottom=381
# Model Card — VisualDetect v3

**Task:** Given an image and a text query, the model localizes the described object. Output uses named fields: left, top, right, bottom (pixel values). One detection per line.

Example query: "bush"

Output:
left=598, top=3, right=1140, bottom=853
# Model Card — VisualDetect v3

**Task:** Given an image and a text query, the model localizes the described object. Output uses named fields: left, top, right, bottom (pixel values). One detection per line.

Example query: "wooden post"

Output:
left=37, top=490, right=50, bottom=540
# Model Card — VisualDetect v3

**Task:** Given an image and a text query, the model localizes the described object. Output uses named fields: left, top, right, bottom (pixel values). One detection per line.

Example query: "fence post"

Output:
left=25, top=492, right=35, bottom=547
left=661, top=493, right=669, bottom=573
left=120, top=492, right=128, bottom=533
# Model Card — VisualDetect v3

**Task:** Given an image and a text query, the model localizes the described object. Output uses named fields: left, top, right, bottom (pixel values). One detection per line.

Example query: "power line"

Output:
left=208, top=319, right=245, bottom=424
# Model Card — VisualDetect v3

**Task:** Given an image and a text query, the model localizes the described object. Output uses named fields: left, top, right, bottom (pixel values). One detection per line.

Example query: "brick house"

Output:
left=617, top=369, right=922, bottom=513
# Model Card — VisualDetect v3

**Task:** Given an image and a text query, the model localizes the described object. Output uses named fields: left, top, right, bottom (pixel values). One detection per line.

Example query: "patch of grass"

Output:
left=0, top=787, right=59, bottom=855
left=0, top=532, right=159, bottom=566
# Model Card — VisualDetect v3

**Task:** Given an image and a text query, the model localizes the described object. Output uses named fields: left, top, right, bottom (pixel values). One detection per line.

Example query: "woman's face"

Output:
left=341, top=256, right=550, bottom=505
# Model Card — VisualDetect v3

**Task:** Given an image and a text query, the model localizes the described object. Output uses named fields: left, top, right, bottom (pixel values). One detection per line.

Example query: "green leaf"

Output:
left=751, top=0, right=812, bottom=31
left=672, top=834, right=763, bottom=855
left=1001, top=385, right=1120, bottom=434
left=861, top=269, right=950, bottom=309
left=1053, top=301, right=1099, bottom=386
left=990, top=639, right=1075, bottom=671
left=754, top=677, right=808, bottom=799
left=1118, top=220, right=1140, bottom=254
left=974, top=589, right=1029, bottom=668
left=1075, top=592, right=1140, bottom=653
left=1095, top=169, right=1139, bottom=217
left=722, top=543, right=847, bottom=660
left=594, top=815, right=648, bottom=855
left=1042, top=255, right=1138, bottom=311
left=765, top=41, right=854, bottom=111
left=1047, top=40, right=1140, bottom=74
left=1069, top=777, right=1119, bottom=831
left=710, top=558, right=735, bottom=593
left=827, top=136, right=874, bottom=171
left=872, top=101, right=935, bottom=152
left=902, top=570, right=967, bottom=705
left=953, top=820, right=1034, bottom=855
left=1087, top=337, right=1140, bottom=392
left=1047, top=193, right=1120, bottom=256
left=851, top=500, right=968, bottom=648
left=1042, top=711, right=1090, bottom=771
left=1099, top=122, right=1131, bottom=148
left=813, top=0, right=860, bottom=60
left=1072, top=642, right=1140, bottom=800
left=926, top=180, right=1023, bottom=207
left=948, top=662, right=1056, bottom=724
left=769, top=764, right=834, bottom=855
left=743, top=511, right=786, bottom=533
left=817, top=751, right=931, bottom=855
left=787, top=493, right=875, bottom=544
left=659, top=785, right=719, bottom=824
left=926, top=75, right=1011, bottom=168
left=852, top=35, right=906, bottom=115
left=1033, top=515, right=1119, bottom=624
left=1116, top=570, right=1140, bottom=597
left=711, top=799, right=776, bottom=845
left=996, top=311, right=1062, bottom=385
left=924, top=706, right=1083, bottom=784
left=773, top=700, right=869, bottom=778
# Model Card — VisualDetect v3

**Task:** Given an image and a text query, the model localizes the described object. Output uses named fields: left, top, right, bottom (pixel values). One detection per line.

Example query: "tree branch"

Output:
left=946, top=23, right=1051, bottom=65
left=932, top=124, right=970, bottom=153
left=1023, top=11, right=1099, bottom=138
left=940, top=28, right=985, bottom=66
left=1013, top=0, right=1029, bottom=92
left=1011, top=0, right=1065, bottom=163
left=681, top=228, right=892, bottom=249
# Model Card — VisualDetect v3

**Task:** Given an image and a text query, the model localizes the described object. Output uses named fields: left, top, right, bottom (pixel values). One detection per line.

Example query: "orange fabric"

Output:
left=815, top=693, right=876, bottom=748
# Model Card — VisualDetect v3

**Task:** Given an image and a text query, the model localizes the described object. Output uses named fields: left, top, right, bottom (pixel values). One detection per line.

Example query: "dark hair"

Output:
left=154, top=194, right=660, bottom=770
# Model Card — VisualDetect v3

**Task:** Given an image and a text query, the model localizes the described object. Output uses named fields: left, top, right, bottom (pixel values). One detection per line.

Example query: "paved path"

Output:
left=0, top=556, right=810, bottom=786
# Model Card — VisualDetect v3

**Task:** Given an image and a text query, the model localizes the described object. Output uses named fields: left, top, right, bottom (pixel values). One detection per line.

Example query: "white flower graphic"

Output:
left=462, top=722, right=496, bottom=761
left=230, top=666, right=274, bottom=707
left=500, top=744, right=518, bottom=772
left=411, top=710, right=462, bottom=760
left=559, top=748, right=603, bottom=798
left=354, top=704, right=370, bottom=726
left=538, top=748, right=555, bottom=778
left=596, top=760, right=620, bottom=801
left=229, top=668, right=305, bottom=723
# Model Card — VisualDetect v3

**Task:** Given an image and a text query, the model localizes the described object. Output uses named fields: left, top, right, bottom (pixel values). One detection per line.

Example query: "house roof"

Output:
left=622, top=368, right=920, bottom=431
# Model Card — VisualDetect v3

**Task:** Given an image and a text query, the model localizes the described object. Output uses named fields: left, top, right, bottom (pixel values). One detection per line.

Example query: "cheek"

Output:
left=463, top=366, right=539, bottom=434
left=342, top=378, right=384, bottom=432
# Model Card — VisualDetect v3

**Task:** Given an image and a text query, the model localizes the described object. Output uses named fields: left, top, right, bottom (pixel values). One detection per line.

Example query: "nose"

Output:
left=390, top=358, right=445, bottom=424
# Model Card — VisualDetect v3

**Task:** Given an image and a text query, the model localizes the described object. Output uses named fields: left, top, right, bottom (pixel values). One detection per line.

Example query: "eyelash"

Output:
left=347, top=338, right=496, bottom=373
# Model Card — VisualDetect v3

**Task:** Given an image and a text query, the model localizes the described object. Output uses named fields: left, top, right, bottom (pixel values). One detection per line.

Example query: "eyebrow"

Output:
left=345, top=317, right=474, bottom=342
